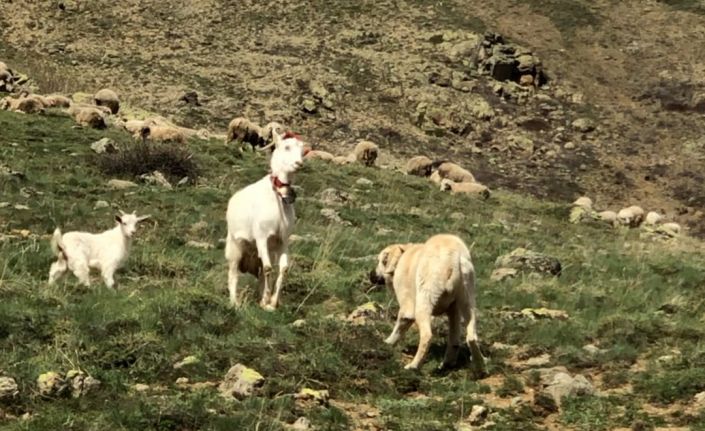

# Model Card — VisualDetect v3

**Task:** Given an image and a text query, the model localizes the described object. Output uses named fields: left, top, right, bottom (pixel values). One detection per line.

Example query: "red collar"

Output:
left=270, top=175, right=289, bottom=189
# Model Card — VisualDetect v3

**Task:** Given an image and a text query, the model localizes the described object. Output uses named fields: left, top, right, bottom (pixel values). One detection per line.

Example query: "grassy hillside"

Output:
left=1, top=110, right=705, bottom=430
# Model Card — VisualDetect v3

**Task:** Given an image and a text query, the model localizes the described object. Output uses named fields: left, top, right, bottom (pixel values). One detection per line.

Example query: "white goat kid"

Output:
left=48, top=211, right=150, bottom=289
left=225, top=130, right=306, bottom=309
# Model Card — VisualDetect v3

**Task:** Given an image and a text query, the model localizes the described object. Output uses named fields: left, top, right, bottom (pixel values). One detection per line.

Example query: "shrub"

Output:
left=95, top=141, right=201, bottom=184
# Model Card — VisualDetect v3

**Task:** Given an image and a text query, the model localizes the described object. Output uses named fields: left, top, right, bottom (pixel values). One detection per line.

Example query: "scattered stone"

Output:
left=292, top=417, right=312, bottom=430
left=94, top=200, right=110, bottom=209
left=0, top=377, right=19, bottom=400
left=582, top=344, right=605, bottom=355
left=495, top=248, right=561, bottom=276
left=319, top=188, right=351, bottom=206
left=694, top=391, right=705, bottom=408
left=179, top=90, right=201, bottom=106
left=177, top=177, right=189, bottom=186
left=356, top=177, right=374, bottom=186
left=302, top=99, right=317, bottom=114
left=468, top=405, right=488, bottom=425
left=218, top=364, right=264, bottom=399
left=0, top=202, right=10, bottom=208
left=190, top=220, right=209, bottom=233
left=186, top=240, right=215, bottom=250
left=292, top=319, right=306, bottom=328
left=540, top=371, right=594, bottom=408
left=90, top=137, right=118, bottom=154
left=524, top=353, right=552, bottom=367
left=174, top=355, right=200, bottom=369
left=108, top=179, right=138, bottom=190
left=570, top=206, right=598, bottom=224
left=320, top=208, right=352, bottom=226
left=564, top=142, right=575, bottom=150
left=295, top=387, right=330, bottom=406
left=450, top=212, right=464, bottom=220
left=13, top=204, right=30, bottom=210
left=66, top=370, right=101, bottom=398
left=346, top=301, right=382, bottom=325
left=572, top=118, right=596, bottom=133
left=490, top=267, right=518, bottom=282
left=521, top=308, right=569, bottom=320
left=139, top=170, right=172, bottom=189
left=133, top=383, right=150, bottom=392
left=175, top=377, right=190, bottom=385
left=37, top=371, right=67, bottom=397
left=468, top=95, right=494, bottom=120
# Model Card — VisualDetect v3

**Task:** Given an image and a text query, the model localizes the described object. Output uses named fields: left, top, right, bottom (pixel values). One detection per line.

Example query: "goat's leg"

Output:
left=70, top=260, right=91, bottom=287
left=255, top=238, right=273, bottom=308
left=101, top=265, right=117, bottom=290
left=441, top=305, right=462, bottom=369
left=48, top=259, right=68, bottom=285
left=269, top=250, right=289, bottom=309
left=225, top=237, right=243, bottom=307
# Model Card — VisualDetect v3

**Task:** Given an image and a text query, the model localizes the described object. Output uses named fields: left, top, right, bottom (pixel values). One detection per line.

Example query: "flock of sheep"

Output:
left=570, top=196, right=682, bottom=236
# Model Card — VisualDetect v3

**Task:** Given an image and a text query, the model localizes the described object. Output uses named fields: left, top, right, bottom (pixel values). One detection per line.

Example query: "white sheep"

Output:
left=139, top=119, right=187, bottom=144
left=597, top=210, right=618, bottom=226
left=225, top=117, right=264, bottom=150
left=572, top=196, right=593, bottom=210
left=440, top=178, right=490, bottom=199
left=353, top=140, right=379, bottom=166
left=304, top=149, right=335, bottom=161
left=68, top=105, right=107, bottom=129
left=94, top=88, right=120, bottom=114
left=436, top=161, right=476, bottom=183
left=369, top=234, right=485, bottom=372
left=644, top=211, right=663, bottom=226
left=617, top=205, right=645, bottom=227
left=429, top=170, right=443, bottom=186
left=48, top=211, right=150, bottom=289
left=406, top=155, right=434, bottom=177
left=225, top=130, right=306, bottom=309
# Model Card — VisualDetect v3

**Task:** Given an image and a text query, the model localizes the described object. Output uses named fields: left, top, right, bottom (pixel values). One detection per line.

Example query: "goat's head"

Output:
left=267, top=130, right=306, bottom=177
left=115, top=210, right=151, bottom=238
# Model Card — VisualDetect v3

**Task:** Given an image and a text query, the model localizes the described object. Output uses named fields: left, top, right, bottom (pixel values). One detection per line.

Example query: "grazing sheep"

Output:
left=436, top=161, right=476, bottom=183
left=140, top=119, right=187, bottom=144
left=369, top=234, right=486, bottom=372
left=406, top=155, right=434, bottom=177
left=429, top=170, right=443, bottom=186
left=572, top=196, right=593, bottom=210
left=644, top=211, right=663, bottom=226
left=117, top=119, right=146, bottom=135
left=69, top=105, right=106, bottom=129
left=597, top=210, right=618, bottom=226
left=617, top=205, right=645, bottom=227
left=332, top=155, right=355, bottom=165
left=353, top=140, right=379, bottom=167
left=225, top=130, right=307, bottom=309
left=43, top=94, right=72, bottom=108
left=225, top=117, right=264, bottom=150
left=261, top=121, right=284, bottom=143
left=440, top=179, right=490, bottom=199
left=304, top=150, right=335, bottom=161
left=48, top=211, right=150, bottom=289
left=94, top=88, right=120, bottom=114
left=658, top=222, right=681, bottom=236
left=1, top=95, right=45, bottom=114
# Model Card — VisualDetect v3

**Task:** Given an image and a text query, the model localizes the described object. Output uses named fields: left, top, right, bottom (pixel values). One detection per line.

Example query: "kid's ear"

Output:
left=115, top=215, right=123, bottom=224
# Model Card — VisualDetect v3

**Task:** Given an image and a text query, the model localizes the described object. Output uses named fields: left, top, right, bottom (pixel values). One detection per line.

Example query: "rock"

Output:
left=356, top=177, right=374, bottom=186
left=468, top=95, right=494, bottom=120
left=302, top=99, right=317, bottom=114
left=66, top=370, right=100, bottom=398
left=190, top=221, right=209, bottom=233
left=320, top=208, right=351, bottom=226
left=90, top=137, right=118, bottom=154
left=570, top=206, right=597, bottom=224
left=292, top=319, right=306, bottom=328
left=175, top=377, right=190, bottom=385
left=218, top=364, right=264, bottom=399
left=0, top=202, right=9, bottom=208
left=309, top=81, right=329, bottom=100
left=694, top=391, right=705, bottom=408
left=541, top=372, right=594, bottom=408
left=13, top=204, right=29, bottom=210
left=186, top=240, right=215, bottom=250
left=37, top=371, right=67, bottom=397
left=582, top=344, right=604, bottom=355
left=450, top=212, right=464, bottom=220
left=490, top=267, right=518, bottom=281
left=94, top=200, right=110, bottom=209
left=564, top=142, right=575, bottom=150
left=346, top=301, right=382, bottom=325
left=133, top=383, right=150, bottom=392
left=524, top=353, right=552, bottom=367
left=508, top=134, right=534, bottom=154
left=292, top=417, right=312, bottom=430
left=495, top=248, right=561, bottom=276
left=521, top=308, right=569, bottom=320
left=0, top=377, right=19, bottom=400
left=179, top=90, right=201, bottom=106
left=108, top=179, right=138, bottom=190
left=140, top=170, right=172, bottom=189
left=572, top=118, right=595, bottom=133
left=319, top=188, right=351, bottom=206
left=173, top=355, right=200, bottom=369
left=295, top=387, right=330, bottom=406
left=468, top=405, right=488, bottom=425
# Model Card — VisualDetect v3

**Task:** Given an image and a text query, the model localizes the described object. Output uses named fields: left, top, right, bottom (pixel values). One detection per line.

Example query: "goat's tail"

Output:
left=50, top=228, right=67, bottom=260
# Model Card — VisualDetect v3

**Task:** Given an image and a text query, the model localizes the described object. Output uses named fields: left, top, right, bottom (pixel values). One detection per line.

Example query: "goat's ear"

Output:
left=137, top=214, right=151, bottom=222
left=115, top=215, right=123, bottom=224
left=119, top=209, right=127, bottom=216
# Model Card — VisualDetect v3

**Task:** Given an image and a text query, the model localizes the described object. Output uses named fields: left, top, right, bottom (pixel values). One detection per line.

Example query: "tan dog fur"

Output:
left=371, top=234, right=486, bottom=372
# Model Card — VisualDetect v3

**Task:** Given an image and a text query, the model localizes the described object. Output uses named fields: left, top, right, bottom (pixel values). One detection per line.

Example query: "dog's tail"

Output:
left=50, top=228, right=67, bottom=261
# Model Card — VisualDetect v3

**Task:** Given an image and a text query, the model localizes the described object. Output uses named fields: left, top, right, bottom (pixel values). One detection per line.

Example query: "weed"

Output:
left=95, top=141, right=201, bottom=184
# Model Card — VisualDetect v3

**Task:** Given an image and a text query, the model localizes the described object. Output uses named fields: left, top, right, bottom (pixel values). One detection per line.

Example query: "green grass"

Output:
left=658, top=0, right=705, bottom=14
left=514, top=0, right=602, bottom=39
left=1, top=109, right=705, bottom=429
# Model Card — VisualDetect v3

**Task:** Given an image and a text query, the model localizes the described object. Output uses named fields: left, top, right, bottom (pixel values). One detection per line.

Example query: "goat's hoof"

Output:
left=404, top=363, right=419, bottom=371
left=384, top=336, right=397, bottom=345
left=261, top=304, right=276, bottom=312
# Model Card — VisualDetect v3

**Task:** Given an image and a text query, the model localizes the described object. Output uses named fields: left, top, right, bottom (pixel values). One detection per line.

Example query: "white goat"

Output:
left=48, top=211, right=150, bottom=289
left=225, top=130, right=306, bottom=309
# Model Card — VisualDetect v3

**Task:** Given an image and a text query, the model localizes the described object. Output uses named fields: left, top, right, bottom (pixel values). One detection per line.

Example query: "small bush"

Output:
left=96, top=141, right=201, bottom=184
